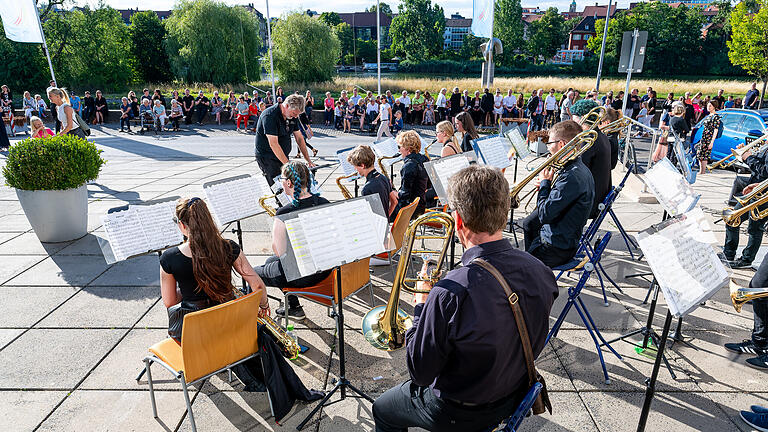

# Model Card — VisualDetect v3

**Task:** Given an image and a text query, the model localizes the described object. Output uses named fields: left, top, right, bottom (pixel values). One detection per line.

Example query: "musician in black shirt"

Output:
left=571, top=99, right=613, bottom=218
left=373, top=165, right=558, bottom=432
left=390, top=131, right=429, bottom=221
left=347, top=145, right=397, bottom=216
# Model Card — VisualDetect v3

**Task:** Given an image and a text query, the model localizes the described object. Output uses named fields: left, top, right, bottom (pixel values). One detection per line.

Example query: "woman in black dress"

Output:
left=470, top=91, right=483, bottom=126
left=455, top=111, right=479, bottom=153
left=696, top=100, right=722, bottom=174
left=93, top=90, right=108, bottom=124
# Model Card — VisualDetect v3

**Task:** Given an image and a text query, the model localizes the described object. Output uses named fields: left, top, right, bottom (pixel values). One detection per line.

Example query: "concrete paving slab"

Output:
left=0, top=286, right=80, bottom=327
left=523, top=391, right=599, bottom=431
left=0, top=390, right=68, bottom=431
left=707, top=391, right=768, bottom=432
left=5, top=254, right=110, bottom=286
left=89, top=255, right=161, bottom=286
left=56, top=233, right=107, bottom=256
left=37, top=286, right=157, bottom=328
left=0, top=214, right=32, bottom=232
left=0, top=231, right=20, bottom=245
left=36, top=389, right=191, bottom=432
left=0, top=328, right=124, bottom=389
left=135, top=299, right=168, bottom=329
left=0, top=329, right=24, bottom=348
left=0, top=232, right=71, bottom=255
left=0, top=255, right=47, bottom=285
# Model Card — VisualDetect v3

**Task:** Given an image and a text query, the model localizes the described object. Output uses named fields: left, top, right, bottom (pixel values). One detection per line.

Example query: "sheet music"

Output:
left=643, top=158, right=700, bottom=216
left=269, top=180, right=292, bottom=207
left=298, top=206, right=347, bottom=271
left=373, top=138, right=401, bottom=167
left=434, top=154, right=471, bottom=185
left=204, top=175, right=272, bottom=225
left=636, top=212, right=730, bottom=317
left=473, top=136, right=512, bottom=169
left=284, top=218, right=317, bottom=276
left=137, top=202, right=184, bottom=251
left=336, top=147, right=359, bottom=177
left=101, top=201, right=182, bottom=262
left=336, top=200, right=382, bottom=261
left=505, top=128, right=530, bottom=160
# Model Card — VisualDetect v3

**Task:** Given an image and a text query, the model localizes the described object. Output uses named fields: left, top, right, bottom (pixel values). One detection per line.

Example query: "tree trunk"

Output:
left=761, top=77, right=767, bottom=110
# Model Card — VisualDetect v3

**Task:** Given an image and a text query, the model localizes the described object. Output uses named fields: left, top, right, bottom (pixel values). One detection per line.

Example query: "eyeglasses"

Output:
left=544, top=140, right=562, bottom=146
left=172, top=216, right=180, bottom=224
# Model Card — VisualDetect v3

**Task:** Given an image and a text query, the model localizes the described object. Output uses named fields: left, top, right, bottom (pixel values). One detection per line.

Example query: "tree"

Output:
left=389, top=0, right=445, bottom=60
left=366, top=3, right=393, bottom=16
left=129, top=11, right=172, bottom=83
left=271, top=12, right=340, bottom=82
left=494, top=0, right=524, bottom=64
left=526, top=7, right=565, bottom=63
left=458, top=33, right=483, bottom=60
left=334, top=22, right=355, bottom=63
left=165, top=0, right=262, bottom=84
left=728, top=0, right=768, bottom=108
left=318, top=12, right=342, bottom=27
left=0, top=21, right=47, bottom=93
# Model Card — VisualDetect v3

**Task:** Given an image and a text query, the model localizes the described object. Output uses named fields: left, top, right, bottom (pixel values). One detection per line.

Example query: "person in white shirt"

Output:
left=492, top=89, right=504, bottom=124
left=544, top=88, right=558, bottom=127
left=366, top=98, right=379, bottom=123
left=373, top=95, right=393, bottom=139
left=502, top=89, right=517, bottom=118
left=436, top=88, right=447, bottom=122
left=636, top=101, right=651, bottom=136
left=560, top=91, right=574, bottom=122
left=398, top=90, right=411, bottom=124
left=350, top=88, right=361, bottom=105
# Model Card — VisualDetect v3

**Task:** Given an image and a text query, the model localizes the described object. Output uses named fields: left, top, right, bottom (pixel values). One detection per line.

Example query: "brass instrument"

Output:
left=232, top=289, right=300, bottom=358
left=579, top=106, right=607, bottom=131
left=336, top=173, right=356, bottom=200
left=730, top=280, right=768, bottom=313
left=600, top=111, right=631, bottom=135
left=361, top=211, right=455, bottom=350
left=423, top=138, right=437, bottom=161
left=378, top=155, right=399, bottom=181
left=509, top=129, right=598, bottom=209
left=258, top=193, right=278, bottom=217
left=721, top=178, right=768, bottom=226
left=708, top=132, right=768, bottom=170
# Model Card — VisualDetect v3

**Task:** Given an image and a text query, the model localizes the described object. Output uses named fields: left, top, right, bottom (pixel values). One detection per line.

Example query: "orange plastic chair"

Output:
left=138, top=293, right=271, bottom=431
left=377, top=197, right=420, bottom=268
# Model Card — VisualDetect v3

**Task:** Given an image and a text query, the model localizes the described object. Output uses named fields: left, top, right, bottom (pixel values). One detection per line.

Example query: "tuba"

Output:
left=361, top=211, right=455, bottom=350
left=721, top=178, right=768, bottom=226
left=730, top=280, right=768, bottom=313
left=579, top=106, right=607, bottom=131
left=708, top=132, right=768, bottom=171
left=336, top=173, right=356, bottom=200
left=509, top=129, right=598, bottom=209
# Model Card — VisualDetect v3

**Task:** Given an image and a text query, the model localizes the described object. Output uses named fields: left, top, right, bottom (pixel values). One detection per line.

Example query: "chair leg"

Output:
left=595, top=270, right=610, bottom=307
left=136, top=367, right=146, bottom=382
left=367, top=282, right=375, bottom=307
left=180, top=373, right=197, bottom=432
left=546, top=297, right=575, bottom=344
left=144, top=359, right=158, bottom=419
left=574, top=301, right=612, bottom=385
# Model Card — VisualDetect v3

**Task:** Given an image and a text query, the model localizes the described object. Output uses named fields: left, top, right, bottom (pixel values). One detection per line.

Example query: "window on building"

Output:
left=584, top=34, right=590, bottom=40
left=573, top=34, right=581, bottom=40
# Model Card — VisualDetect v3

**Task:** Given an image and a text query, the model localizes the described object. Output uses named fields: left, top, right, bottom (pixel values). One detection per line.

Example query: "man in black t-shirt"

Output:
left=347, top=145, right=396, bottom=216
left=194, top=91, right=209, bottom=124
left=255, top=94, right=316, bottom=185
left=182, top=89, right=195, bottom=125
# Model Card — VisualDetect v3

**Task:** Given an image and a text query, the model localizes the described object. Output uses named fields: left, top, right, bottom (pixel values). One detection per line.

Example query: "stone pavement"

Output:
left=0, top=123, right=765, bottom=431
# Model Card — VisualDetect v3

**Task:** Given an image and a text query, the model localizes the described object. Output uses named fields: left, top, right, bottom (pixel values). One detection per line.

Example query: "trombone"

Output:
left=600, top=111, right=631, bottom=135
left=708, top=132, right=768, bottom=170
left=509, top=130, right=598, bottom=209
left=721, top=178, right=768, bottom=226
left=361, top=211, right=455, bottom=351
left=579, top=105, right=607, bottom=131
left=336, top=173, right=356, bottom=200
left=730, top=280, right=768, bottom=313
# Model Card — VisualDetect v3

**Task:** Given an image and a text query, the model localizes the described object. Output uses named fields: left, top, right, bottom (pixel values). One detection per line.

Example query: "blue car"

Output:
left=691, top=108, right=768, bottom=169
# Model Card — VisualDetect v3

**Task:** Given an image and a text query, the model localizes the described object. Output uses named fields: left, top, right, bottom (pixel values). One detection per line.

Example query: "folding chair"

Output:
left=547, top=233, right=622, bottom=385
left=137, top=293, right=272, bottom=432
left=371, top=198, right=420, bottom=272
left=482, top=382, right=543, bottom=432
left=281, top=257, right=373, bottom=331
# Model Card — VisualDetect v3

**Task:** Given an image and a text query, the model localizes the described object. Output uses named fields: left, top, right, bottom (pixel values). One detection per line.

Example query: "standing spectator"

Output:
left=461, top=89, right=471, bottom=113
left=527, top=89, right=544, bottom=131
left=152, top=89, right=166, bottom=107
left=611, top=91, right=624, bottom=111
left=397, top=90, right=411, bottom=124
left=692, top=92, right=704, bottom=123
left=516, top=92, right=526, bottom=117
left=119, top=97, right=132, bottom=132
left=744, top=82, right=760, bottom=109
left=140, top=88, right=151, bottom=102
left=235, top=97, right=249, bottom=132
left=22, top=91, right=36, bottom=120
left=647, top=90, right=657, bottom=126
left=392, top=110, right=404, bottom=133
left=169, top=99, right=183, bottom=131
left=502, top=89, right=517, bottom=118
left=662, top=92, right=675, bottom=115
left=35, top=94, right=47, bottom=118
left=210, top=91, right=223, bottom=125
left=641, top=86, right=653, bottom=104
left=423, top=92, right=435, bottom=125
left=182, top=89, right=194, bottom=125
left=343, top=99, right=354, bottom=133
left=544, top=88, right=558, bottom=127
left=47, top=87, right=85, bottom=138
left=385, top=90, right=394, bottom=106
left=373, top=94, right=393, bottom=140
left=629, top=88, right=641, bottom=119
left=492, top=89, right=503, bottom=125
left=334, top=100, right=343, bottom=130
left=171, top=90, right=180, bottom=102
left=93, top=90, right=108, bottom=125
left=455, top=111, right=479, bottom=152
left=713, top=89, right=726, bottom=109
left=226, top=91, right=238, bottom=121
left=338, top=90, right=348, bottom=106
left=438, top=87, right=451, bottom=122
left=560, top=90, right=574, bottom=122
left=153, top=100, right=167, bottom=131
left=29, top=116, right=54, bottom=138
left=411, top=90, right=424, bottom=124
left=323, top=91, right=334, bottom=126
left=601, top=90, right=614, bottom=107
left=248, top=98, right=260, bottom=132
left=480, top=88, right=494, bottom=126
left=356, top=99, right=366, bottom=132
left=0, top=85, right=12, bottom=120
left=683, top=97, right=696, bottom=128
left=724, top=96, right=735, bottom=109
left=696, top=101, right=722, bottom=174
left=304, top=91, right=314, bottom=124
left=194, top=91, right=209, bottom=125
left=349, top=88, right=361, bottom=105
left=470, top=90, right=482, bottom=126
left=275, top=86, right=285, bottom=102
left=70, top=91, right=81, bottom=117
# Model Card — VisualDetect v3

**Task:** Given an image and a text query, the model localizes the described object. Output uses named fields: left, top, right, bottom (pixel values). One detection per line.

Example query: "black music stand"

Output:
left=636, top=310, right=674, bottom=432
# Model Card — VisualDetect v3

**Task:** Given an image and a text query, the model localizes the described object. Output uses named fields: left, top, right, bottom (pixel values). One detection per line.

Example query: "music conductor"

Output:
left=373, top=165, right=558, bottom=432
left=254, top=94, right=316, bottom=185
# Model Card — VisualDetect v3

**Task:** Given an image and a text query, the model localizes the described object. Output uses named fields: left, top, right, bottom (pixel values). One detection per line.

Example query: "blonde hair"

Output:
left=46, top=87, right=70, bottom=105
left=436, top=121, right=460, bottom=152
left=396, top=130, right=422, bottom=154
left=29, top=116, right=45, bottom=136
left=283, top=94, right=305, bottom=111
left=671, top=102, right=685, bottom=116
left=347, top=145, right=376, bottom=168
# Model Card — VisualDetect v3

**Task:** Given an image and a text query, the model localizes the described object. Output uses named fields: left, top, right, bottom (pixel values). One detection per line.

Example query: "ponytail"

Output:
left=281, top=161, right=315, bottom=206
left=46, top=87, right=71, bottom=105
left=175, top=198, right=234, bottom=303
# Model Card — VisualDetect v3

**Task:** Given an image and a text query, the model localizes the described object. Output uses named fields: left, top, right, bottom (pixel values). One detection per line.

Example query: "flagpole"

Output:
left=34, top=2, right=56, bottom=86
left=265, top=0, right=276, bottom=97
left=376, top=0, right=381, bottom=96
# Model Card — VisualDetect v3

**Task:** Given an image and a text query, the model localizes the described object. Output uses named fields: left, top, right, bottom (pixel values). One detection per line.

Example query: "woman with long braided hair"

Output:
left=254, top=161, right=331, bottom=319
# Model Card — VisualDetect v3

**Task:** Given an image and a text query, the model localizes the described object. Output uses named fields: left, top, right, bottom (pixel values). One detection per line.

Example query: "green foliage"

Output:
left=494, top=0, right=524, bottom=65
left=318, top=12, right=342, bottom=27
left=366, top=3, right=393, bottom=16
left=271, top=12, right=340, bottom=82
left=728, top=0, right=768, bottom=88
left=43, top=6, right=132, bottom=91
left=389, top=0, right=445, bottom=61
left=334, top=22, right=354, bottom=62
left=164, top=0, right=262, bottom=85
left=355, top=39, right=378, bottom=63
left=0, top=21, right=48, bottom=94
left=458, top=34, right=484, bottom=61
left=586, top=2, right=705, bottom=76
left=129, top=11, right=173, bottom=83
left=526, top=8, right=566, bottom=63
left=3, top=135, right=106, bottom=191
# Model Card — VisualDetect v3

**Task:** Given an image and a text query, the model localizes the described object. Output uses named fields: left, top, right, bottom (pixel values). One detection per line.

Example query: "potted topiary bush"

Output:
left=2, top=135, right=106, bottom=242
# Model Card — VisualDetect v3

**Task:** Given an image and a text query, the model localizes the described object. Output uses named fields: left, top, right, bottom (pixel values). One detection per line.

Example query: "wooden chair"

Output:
left=373, top=197, right=420, bottom=270
left=138, top=293, right=271, bottom=432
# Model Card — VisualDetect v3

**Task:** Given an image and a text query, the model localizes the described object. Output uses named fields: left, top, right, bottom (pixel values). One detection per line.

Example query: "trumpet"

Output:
left=708, top=133, right=768, bottom=170
left=510, top=130, right=598, bottom=209
left=336, top=173, right=356, bottom=200
left=579, top=105, right=607, bottom=131
left=361, top=211, right=455, bottom=350
left=721, top=178, right=768, bottom=226
left=232, top=289, right=300, bottom=358
left=730, top=280, right=768, bottom=313
left=259, top=193, right=278, bottom=217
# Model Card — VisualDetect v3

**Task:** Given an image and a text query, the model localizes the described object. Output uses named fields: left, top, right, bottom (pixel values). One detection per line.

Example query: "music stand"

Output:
left=335, top=146, right=363, bottom=197
left=502, top=126, right=530, bottom=246
left=273, top=195, right=393, bottom=429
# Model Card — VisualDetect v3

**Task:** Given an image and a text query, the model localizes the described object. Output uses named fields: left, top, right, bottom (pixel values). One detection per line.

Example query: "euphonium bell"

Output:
left=731, top=280, right=768, bottom=313
left=362, top=211, right=455, bottom=350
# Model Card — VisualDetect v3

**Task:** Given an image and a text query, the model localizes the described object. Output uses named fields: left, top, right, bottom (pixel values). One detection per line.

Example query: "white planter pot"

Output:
left=16, top=185, right=88, bottom=243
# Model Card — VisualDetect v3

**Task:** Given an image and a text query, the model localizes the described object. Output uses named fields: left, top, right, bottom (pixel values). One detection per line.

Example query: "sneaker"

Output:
left=752, top=405, right=768, bottom=414
left=746, top=354, right=768, bottom=371
left=725, top=340, right=766, bottom=355
left=729, top=259, right=754, bottom=269
left=275, top=305, right=306, bottom=319
left=740, top=410, right=768, bottom=431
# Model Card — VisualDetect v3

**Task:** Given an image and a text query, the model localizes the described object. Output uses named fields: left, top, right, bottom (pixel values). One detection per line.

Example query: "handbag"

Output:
left=167, top=299, right=212, bottom=340
left=74, top=112, right=91, bottom=136
left=472, top=258, right=553, bottom=415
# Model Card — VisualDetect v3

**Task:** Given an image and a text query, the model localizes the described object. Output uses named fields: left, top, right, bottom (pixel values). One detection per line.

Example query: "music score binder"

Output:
left=424, top=151, right=478, bottom=206
left=471, top=135, right=513, bottom=169
left=203, top=174, right=272, bottom=226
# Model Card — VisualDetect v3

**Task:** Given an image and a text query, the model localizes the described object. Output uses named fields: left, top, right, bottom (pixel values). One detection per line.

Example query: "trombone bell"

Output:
left=361, top=306, right=413, bottom=351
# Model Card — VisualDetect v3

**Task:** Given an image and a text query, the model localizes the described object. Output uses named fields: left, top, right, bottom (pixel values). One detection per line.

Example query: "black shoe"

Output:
left=746, top=353, right=768, bottom=371
left=729, top=259, right=754, bottom=269
left=725, top=339, right=766, bottom=355
left=275, top=305, right=306, bottom=319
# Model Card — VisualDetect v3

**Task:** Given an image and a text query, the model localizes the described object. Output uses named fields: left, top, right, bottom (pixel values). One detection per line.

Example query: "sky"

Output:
left=82, top=0, right=636, bottom=18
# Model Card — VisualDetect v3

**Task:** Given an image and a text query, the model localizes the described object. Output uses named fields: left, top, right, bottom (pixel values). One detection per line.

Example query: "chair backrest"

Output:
left=391, top=197, right=420, bottom=250
left=180, top=293, right=260, bottom=383
left=284, top=257, right=372, bottom=307
left=498, top=382, right=543, bottom=432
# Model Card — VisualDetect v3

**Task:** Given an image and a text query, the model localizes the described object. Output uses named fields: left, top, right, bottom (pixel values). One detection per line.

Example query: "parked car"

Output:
left=691, top=108, right=768, bottom=169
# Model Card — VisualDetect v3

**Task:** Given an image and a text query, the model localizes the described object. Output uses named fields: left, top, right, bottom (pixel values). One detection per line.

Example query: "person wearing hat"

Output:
left=569, top=99, right=613, bottom=219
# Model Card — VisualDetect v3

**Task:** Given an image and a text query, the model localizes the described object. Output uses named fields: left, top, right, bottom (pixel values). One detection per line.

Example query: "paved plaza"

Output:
left=0, top=123, right=765, bottom=431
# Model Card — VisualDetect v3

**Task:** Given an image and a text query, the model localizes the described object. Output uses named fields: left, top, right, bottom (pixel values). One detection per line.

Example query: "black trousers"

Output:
left=521, top=208, right=577, bottom=268
left=372, top=380, right=524, bottom=432
left=254, top=255, right=331, bottom=308
left=196, top=107, right=208, bottom=123
left=751, top=260, right=768, bottom=350
left=183, top=108, right=193, bottom=124
left=723, top=176, right=768, bottom=263
left=256, top=156, right=284, bottom=186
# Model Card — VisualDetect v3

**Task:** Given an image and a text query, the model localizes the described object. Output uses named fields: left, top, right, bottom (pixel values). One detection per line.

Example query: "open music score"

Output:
left=276, top=195, right=390, bottom=281
left=472, top=135, right=513, bottom=169
left=643, top=157, right=700, bottom=216
left=203, top=174, right=272, bottom=226
left=636, top=211, right=730, bottom=317
left=336, top=146, right=361, bottom=179
left=424, top=151, right=478, bottom=205
left=373, top=138, right=400, bottom=167
left=100, top=198, right=183, bottom=263
left=505, top=127, right=531, bottom=160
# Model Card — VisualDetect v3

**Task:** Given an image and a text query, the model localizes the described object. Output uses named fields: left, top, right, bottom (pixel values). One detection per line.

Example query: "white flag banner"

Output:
left=0, top=0, right=44, bottom=44
left=471, top=0, right=494, bottom=38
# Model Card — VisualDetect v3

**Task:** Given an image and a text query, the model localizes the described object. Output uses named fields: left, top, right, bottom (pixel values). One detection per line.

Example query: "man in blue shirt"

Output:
left=521, top=120, right=595, bottom=267
left=745, top=82, right=761, bottom=110
left=372, top=165, right=558, bottom=432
